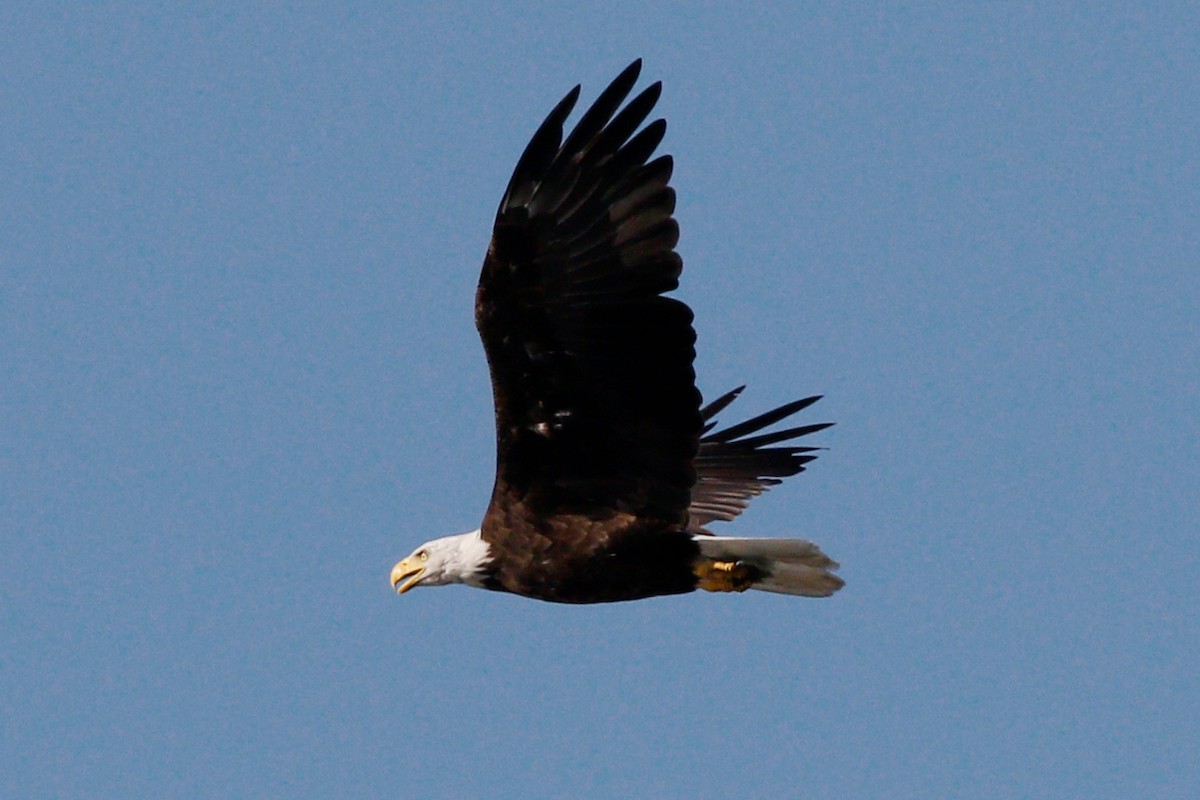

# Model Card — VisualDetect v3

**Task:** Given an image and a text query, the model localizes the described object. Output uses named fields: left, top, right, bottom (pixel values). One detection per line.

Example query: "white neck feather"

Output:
left=436, top=528, right=492, bottom=587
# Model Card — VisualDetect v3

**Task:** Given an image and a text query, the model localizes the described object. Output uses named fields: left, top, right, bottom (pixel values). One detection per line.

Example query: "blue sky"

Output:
left=3, top=3, right=1197, bottom=798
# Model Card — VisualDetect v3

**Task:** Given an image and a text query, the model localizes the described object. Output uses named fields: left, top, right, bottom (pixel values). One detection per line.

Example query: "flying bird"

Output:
left=391, top=61, right=843, bottom=604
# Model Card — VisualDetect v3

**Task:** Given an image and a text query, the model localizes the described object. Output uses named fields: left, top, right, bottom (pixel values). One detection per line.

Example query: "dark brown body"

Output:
left=480, top=485, right=700, bottom=603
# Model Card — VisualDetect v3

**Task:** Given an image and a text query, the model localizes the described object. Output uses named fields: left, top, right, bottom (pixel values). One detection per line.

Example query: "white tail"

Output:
left=693, top=536, right=844, bottom=597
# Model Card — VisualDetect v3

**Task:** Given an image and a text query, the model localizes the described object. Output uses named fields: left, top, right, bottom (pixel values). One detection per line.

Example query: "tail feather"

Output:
left=752, top=562, right=845, bottom=597
left=693, top=535, right=844, bottom=598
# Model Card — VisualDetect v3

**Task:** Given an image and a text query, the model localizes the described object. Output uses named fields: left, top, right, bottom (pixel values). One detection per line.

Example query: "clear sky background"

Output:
left=3, top=3, right=1197, bottom=799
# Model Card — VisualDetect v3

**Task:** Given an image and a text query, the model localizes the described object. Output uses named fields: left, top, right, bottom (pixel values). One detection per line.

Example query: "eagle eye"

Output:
left=418, top=550, right=429, bottom=562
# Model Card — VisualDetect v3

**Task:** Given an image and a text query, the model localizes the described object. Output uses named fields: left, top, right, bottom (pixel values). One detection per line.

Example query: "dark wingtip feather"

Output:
left=688, top=390, right=832, bottom=528
left=705, top=395, right=824, bottom=443
left=500, top=84, right=581, bottom=213
left=735, top=421, right=835, bottom=449
left=555, top=61, right=644, bottom=164
left=700, top=386, right=747, bottom=422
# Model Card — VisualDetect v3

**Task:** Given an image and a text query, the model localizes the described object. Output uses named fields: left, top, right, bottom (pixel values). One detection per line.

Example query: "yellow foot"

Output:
left=694, top=559, right=758, bottom=593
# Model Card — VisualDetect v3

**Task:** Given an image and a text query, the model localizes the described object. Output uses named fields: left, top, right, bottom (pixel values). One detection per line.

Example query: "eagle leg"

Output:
left=694, top=559, right=758, bottom=593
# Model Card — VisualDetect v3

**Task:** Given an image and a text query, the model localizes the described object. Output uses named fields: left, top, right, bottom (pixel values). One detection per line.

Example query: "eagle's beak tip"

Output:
left=391, top=560, right=424, bottom=595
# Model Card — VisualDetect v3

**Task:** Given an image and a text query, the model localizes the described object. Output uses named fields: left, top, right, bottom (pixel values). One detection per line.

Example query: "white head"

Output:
left=390, top=529, right=493, bottom=594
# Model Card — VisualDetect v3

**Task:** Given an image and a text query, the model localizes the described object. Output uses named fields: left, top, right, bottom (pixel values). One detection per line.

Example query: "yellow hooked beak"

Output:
left=390, top=558, right=426, bottom=594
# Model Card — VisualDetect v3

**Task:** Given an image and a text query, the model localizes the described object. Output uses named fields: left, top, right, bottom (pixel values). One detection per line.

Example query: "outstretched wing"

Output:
left=476, top=60, right=702, bottom=525
left=688, top=387, right=833, bottom=532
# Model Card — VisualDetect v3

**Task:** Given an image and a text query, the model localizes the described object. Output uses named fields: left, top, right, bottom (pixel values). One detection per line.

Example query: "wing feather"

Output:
left=477, top=61, right=701, bottom=527
left=689, top=390, right=832, bottom=531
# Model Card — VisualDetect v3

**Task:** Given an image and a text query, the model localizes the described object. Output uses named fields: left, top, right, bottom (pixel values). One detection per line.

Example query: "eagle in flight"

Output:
left=391, top=61, right=843, bottom=604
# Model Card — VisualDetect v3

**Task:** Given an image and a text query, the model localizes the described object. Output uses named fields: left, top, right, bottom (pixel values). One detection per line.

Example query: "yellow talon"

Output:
left=694, top=558, right=757, bottom=593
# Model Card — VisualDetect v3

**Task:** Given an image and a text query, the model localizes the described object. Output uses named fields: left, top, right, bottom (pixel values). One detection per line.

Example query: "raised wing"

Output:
left=688, top=387, right=832, bottom=532
left=476, top=60, right=702, bottom=524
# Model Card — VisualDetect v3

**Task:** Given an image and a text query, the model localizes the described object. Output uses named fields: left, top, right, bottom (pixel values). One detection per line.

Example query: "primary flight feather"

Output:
left=392, top=60, right=843, bottom=604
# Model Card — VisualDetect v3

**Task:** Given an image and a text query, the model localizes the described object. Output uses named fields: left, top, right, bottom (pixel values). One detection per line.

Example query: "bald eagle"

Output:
left=391, top=61, right=843, bottom=604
